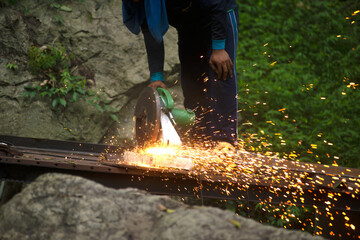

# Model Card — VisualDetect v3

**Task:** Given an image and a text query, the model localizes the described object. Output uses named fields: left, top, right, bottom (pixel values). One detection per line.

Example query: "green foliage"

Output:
left=236, top=0, right=360, bottom=168
left=251, top=202, right=314, bottom=232
left=187, top=198, right=314, bottom=233
left=24, top=43, right=119, bottom=122
left=29, top=43, right=68, bottom=74
left=54, top=15, right=64, bottom=25
left=46, top=1, right=85, bottom=25
left=6, top=62, right=18, bottom=70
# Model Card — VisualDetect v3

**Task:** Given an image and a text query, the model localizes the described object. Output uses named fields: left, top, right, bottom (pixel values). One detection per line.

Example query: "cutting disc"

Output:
left=134, top=87, right=161, bottom=147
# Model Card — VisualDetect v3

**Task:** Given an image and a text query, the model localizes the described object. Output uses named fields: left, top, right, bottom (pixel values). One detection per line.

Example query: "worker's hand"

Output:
left=209, top=49, right=233, bottom=81
left=148, top=80, right=167, bottom=89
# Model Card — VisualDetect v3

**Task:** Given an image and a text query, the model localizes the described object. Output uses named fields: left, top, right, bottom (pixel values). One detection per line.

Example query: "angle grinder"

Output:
left=134, top=87, right=195, bottom=147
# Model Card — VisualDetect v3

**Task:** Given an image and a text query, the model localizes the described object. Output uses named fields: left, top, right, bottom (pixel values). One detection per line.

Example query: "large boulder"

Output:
left=0, top=0, right=182, bottom=143
left=0, top=173, right=324, bottom=240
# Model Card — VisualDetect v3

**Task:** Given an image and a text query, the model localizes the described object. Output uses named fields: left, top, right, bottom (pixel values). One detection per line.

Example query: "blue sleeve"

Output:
left=201, top=0, right=233, bottom=49
left=141, top=22, right=165, bottom=82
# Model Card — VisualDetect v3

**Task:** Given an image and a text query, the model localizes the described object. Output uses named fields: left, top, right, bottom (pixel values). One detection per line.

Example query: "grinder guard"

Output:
left=134, top=87, right=195, bottom=147
left=134, top=87, right=161, bottom=147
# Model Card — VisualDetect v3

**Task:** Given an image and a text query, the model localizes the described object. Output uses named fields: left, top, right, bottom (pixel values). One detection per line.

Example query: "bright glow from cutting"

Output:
left=135, top=144, right=193, bottom=170
left=143, top=146, right=178, bottom=155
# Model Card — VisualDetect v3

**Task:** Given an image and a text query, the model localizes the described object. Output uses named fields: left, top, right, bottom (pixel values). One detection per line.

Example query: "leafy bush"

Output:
left=24, top=43, right=119, bottom=122
left=251, top=202, right=314, bottom=232
left=181, top=197, right=315, bottom=233
left=236, top=0, right=360, bottom=168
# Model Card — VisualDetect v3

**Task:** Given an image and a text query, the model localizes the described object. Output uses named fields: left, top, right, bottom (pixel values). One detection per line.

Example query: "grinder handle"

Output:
left=157, top=88, right=174, bottom=110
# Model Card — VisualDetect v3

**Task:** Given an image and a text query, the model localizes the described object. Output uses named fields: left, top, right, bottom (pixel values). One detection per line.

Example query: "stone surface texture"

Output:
left=0, top=173, right=324, bottom=240
left=0, top=0, right=182, bottom=143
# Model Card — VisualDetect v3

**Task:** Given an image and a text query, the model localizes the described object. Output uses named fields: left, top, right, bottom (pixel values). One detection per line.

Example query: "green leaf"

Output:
left=72, top=92, right=79, bottom=102
left=228, top=219, right=242, bottom=229
left=104, top=105, right=112, bottom=111
left=276, top=219, right=284, bottom=227
left=21, top=91, right=30, bottom=97
left=95, top=104, right=104, bottom=113
left=59, top=5, right=72, bottom=12
left=59, top=89, right=67, bottom=95
left=52, top=98, right=59, bottom=108
left=40, top=92, right=52, bottom=97
left=29, top=91, right=36, bottom=99
left=59, top=98, right=67, bottom=107
left=50, top=3, right=61, bottom=9
left=86, top=90, right=94, bottom=96
left=49, top=73, right=56, bottom=80
left=77, top=88, right=85, bottom=95
left=110, top=114, right=119, bottom=122
left=6, top=63, right=18, bottom=70
left=255, top=203, right=262, bottom=211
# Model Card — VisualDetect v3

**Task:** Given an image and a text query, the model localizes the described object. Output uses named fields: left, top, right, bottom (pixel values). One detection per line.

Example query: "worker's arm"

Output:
left=141, top=22, right=167, bottom=89
left=203, top=0, right=234, bottom=81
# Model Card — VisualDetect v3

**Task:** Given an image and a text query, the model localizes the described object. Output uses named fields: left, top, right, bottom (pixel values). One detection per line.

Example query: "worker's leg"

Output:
left=178, top=28, right=211, bottom=142
left=178, top=9, right=239, bottom=145
left=207, top=9, right=239, bottom=145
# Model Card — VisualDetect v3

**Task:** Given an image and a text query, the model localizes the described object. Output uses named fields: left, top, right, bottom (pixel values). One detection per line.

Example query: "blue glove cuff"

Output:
left=212, top=39, right=226, bottom=50
left=150, top=72, right=164, bottom=82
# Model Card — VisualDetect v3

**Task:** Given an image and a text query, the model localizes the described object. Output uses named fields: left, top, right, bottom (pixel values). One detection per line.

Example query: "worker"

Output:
left=123, top=0, right=239, bottom=148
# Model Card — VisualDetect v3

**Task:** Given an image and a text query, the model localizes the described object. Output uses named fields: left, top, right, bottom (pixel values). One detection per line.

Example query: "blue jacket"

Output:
left=123, top=0, right=236, bottom=42
left=123, top=0, right=237, bottom=81
left=166, top=0, right=237, bottom=41
left=123, top=0, right=169, bottom=43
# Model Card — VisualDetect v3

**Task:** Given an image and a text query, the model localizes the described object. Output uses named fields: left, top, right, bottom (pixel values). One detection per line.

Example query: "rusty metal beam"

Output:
left=0, top=135, right=359, bottom=209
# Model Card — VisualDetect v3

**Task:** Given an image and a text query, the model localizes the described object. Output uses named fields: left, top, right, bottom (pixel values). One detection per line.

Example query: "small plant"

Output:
left=54, top=15, right=64, bottom=25
left=23, top=43, right=119, bottom=122
left=6, top=62, right=18, bottom=70
left=50, top=3, right=72, bottom=12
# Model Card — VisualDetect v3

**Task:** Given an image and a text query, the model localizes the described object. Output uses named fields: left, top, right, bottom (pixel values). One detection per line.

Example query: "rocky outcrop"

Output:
left=0, top=0, right=182, bottom=143
left=0, top=173, right=324, bottom=240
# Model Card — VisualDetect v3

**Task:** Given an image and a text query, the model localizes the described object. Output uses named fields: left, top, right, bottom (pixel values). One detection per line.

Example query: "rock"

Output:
left=0, top=173, right=324, bottom=240
left=0, top=0, right=182, bottom=143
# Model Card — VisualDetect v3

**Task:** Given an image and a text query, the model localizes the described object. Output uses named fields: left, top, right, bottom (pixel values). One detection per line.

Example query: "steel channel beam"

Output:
left=2, top=135, right=360, bottom=239
left=1, top=154, right=359, bottom=213
left=1, top=135, right=359, bottom=211
left=0, top=135, right=125, bottom=153
left=0, top=161, right=199, bottom=197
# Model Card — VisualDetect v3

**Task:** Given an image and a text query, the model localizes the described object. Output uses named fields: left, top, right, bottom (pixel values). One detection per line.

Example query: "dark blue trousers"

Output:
left=178, top=9, right=239, bottom=145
